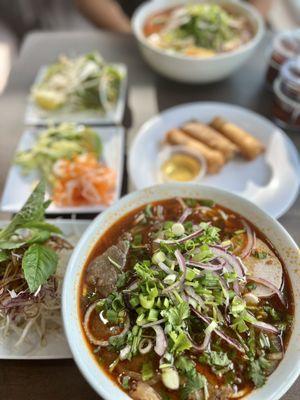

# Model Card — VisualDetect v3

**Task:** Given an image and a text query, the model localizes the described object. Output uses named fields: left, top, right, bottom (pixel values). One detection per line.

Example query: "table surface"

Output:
left=0, top=30, right=299, bottom=400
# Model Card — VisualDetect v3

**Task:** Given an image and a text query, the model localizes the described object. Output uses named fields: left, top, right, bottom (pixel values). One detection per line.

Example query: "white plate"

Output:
left=129, top=102, right=300, bottom=218
left=0, top=219, right=90, bottom=359
left=1, top=126, right=124, bottom=214
left=25, top=64, right=127, bottom=125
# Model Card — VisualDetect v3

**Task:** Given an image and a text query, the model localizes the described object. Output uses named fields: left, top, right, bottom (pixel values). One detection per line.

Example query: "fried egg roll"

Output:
left=182, top=121, right=238, bottom=161
left=165, top=129, right=225, bottom=174
left=210, top=117, right=265, bottom=160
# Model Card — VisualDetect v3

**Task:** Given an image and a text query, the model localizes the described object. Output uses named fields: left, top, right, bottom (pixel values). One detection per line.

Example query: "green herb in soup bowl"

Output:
left=62, top=184, right=300, bottom=400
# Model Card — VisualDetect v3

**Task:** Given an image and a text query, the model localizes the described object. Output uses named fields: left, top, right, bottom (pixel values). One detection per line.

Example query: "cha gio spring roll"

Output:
left=182, top=121, right=238, bottom=160
left=211, top=116, right=265, bottom=160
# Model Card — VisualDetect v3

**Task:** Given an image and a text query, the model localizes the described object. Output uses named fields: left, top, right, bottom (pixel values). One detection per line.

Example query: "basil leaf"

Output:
left=0, top=180, right=48, bottom=240
left=0, top=241, right=25, bottom=250
left=26, top=229, right=51, bottom=244
left=22, top=221, right=62, bottom=234
left=22, top=244, right=58, bottom=293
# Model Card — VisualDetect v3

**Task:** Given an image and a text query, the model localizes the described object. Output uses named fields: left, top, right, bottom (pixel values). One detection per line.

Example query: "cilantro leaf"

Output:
left=249, top=359, right=266, bottom=387
left=181, top=371, right=207, bottom=400
left=175, top=356, right=195, bottom=376
left=170, top=331, right=192, bottom=355
left=164, top=302, right=190, bottom=328
left=109, top=332, right=128, bottom=350
left=210, top=351, right=231, bottom=367
left=134, top=261, right=157, bottom=281
left=248, top=356, right=272, bottom=388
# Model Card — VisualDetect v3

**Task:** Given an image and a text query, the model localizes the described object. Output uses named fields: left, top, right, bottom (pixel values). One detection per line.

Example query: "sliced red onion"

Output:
left=83, top=302, right=130, bottom=346
left=125, top=280, right=139, bottom=291
left=250, top=320, right=279, bottom=334
left=178, top=208, right=192, bottom=224
left=210, top=246, right=246, bottom=278
left=191, top=308, right=245, bottom=353
left=134, top=213, right=145, bottom=225
left=123, top=292, right=133, bottom=311
left=185, top=286, right=206, bottom=309
left=1, top=291, right=37, bottom=309
left=187, top=260, right=224, bottom=271
left=162, top=279, right=182, bottom=293
left=142, top=319, right=165, bottom=328
left=152, top=325, right=167, bottom=356
left=175, top=249, right=186, bottom=274
left=233, top=280, right=241, bottom=296
left=240, top=220, right=256, bottom=259
left=138, top=338, right=153, bottom=354
left=155, top=226, right=207, bottom=245
left=158, top=262, right=176, bottom=276
left=247, top=276, right=286, bottom=307
left=214, top=327, right=246, bottom=353
left=176, top=197, right=187, bottom=210
left=156, top=205, right=164, bottom=219
left=187, top=330, right=211, bottom=352
left=187, top=320, right=217, bottom=352
left=162, top=250, right=186, bottom=293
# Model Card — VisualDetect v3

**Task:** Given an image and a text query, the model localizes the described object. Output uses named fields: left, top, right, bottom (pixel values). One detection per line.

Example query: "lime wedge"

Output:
left=33, top=89, right=65, bottom=110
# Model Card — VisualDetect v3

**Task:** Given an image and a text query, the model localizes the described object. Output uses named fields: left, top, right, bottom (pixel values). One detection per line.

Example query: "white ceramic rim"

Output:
left=132, top=0, right=265, bottom=62
left=62, top=184, right=300, bottom=400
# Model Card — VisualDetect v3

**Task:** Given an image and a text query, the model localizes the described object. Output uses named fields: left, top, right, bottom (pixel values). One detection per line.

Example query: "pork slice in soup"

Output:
left=80, top=198, right=293, bottom=400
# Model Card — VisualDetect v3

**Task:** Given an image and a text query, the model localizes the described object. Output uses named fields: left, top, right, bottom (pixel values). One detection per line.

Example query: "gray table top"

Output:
left=0, top=30, right=299, bottom=400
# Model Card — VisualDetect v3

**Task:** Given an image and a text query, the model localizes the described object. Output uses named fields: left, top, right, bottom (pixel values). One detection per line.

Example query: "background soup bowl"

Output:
left=62, top=184, right=300, bottom=400
left=132, top=0, right=265, bottom=83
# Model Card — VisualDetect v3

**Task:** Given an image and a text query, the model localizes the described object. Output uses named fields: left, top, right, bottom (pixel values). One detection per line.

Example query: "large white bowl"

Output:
left=62, top=184, right=300, bottom=400
left=132, top=0, right=265, bottom=83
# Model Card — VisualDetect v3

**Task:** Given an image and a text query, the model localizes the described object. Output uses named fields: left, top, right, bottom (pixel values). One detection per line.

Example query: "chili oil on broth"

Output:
left=143, top=4, right=254, bottom=58
left=79, top=198, right=294, bottom=400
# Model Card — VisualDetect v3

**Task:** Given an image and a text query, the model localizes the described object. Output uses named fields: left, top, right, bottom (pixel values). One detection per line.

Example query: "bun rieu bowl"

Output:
left=143, top=3, right=254, bottom=58
left=79, top=197, right=293, bottom=400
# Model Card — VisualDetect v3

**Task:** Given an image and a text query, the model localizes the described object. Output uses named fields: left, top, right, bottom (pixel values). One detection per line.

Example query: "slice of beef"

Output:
left=130, top=381, right=162, bottom=400
left=85, top=236, right=130, bottom=297
left=188, top=383, right=233, bottom=400
left=243, top=238, right=283, bottom=297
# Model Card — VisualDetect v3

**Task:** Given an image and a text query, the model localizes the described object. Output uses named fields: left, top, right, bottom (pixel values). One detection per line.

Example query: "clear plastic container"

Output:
left=266, top=30, right=300, bottom=86
left=273, top=56, right=300, bottom=130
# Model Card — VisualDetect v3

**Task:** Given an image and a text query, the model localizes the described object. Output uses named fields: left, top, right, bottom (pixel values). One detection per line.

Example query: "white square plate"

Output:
left=25, top=64, right=127, bottom=125
left=0, top=219, right=90, bottom=359
left=1, top=126, right=125, bottom=214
